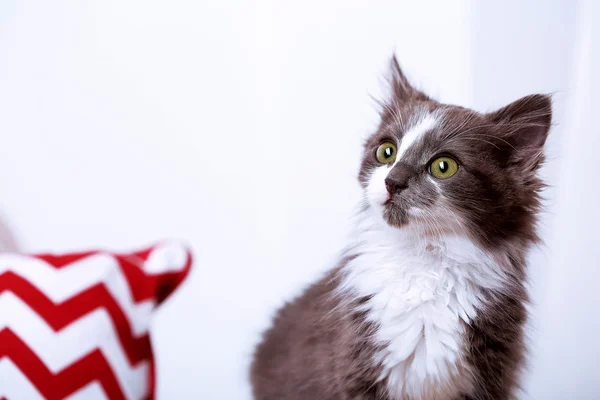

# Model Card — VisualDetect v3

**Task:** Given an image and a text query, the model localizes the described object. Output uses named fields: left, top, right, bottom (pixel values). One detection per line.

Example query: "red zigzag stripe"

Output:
left=33, top=249, right=192, bottom=305
left=0, top=271, right=152, bottom=365
left=0, top=245, right=191, bottom=399
left=0, top=329, right=128, bottom=400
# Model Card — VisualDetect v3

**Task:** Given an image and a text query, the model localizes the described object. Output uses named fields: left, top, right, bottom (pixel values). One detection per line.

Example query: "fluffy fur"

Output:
left=251, top=56, right=552, bottom=399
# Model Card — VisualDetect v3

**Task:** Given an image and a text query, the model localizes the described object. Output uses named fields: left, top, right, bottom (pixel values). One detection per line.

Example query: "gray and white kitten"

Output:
left=251, top=56, right=552, bottom=400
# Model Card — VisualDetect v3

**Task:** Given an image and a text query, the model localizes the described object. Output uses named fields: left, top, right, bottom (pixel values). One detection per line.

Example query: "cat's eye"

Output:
left=429, top=156, right=459, bottom=179
left=376, top=142, right=397, bottom=164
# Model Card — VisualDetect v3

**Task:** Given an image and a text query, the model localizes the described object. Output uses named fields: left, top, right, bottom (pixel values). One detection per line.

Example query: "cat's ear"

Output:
left=387, top=55, right=429, bottom=104
left=487, top=94, right=552, bottom=168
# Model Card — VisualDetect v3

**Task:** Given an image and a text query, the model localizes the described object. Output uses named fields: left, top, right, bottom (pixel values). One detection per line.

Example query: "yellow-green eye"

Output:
left=376, top=142, right=397, bottom=164
left=429, top=156, right=459, bottom=179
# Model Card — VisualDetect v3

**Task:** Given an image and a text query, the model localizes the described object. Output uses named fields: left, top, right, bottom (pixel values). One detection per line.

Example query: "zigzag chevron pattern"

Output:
left=0, top=254, right=155, bottom=336
left=0, top=272, right=152, bottom=363
left=0, top=241, right=192, bottom=400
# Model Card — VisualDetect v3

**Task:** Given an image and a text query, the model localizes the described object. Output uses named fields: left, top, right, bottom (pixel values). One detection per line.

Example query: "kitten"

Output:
left=251, top=56, right=552, bottom=400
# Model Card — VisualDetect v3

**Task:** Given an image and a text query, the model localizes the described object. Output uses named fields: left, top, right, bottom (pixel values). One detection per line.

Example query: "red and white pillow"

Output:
left=0, top=241, right=192, bottom=400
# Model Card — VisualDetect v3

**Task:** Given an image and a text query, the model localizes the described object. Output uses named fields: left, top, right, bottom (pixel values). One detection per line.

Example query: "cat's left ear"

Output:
left=487, top=94, right=552, bottom=167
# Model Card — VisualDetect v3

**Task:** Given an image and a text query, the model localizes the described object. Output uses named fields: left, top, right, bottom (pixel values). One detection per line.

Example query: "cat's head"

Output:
left=359, top=57, right=552, bottom=250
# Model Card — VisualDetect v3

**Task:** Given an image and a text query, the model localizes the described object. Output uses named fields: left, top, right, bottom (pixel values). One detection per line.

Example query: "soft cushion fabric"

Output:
left=0, top=241, right=192, bottom=400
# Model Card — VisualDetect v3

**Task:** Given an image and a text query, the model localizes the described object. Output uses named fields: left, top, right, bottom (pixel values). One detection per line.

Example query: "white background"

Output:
left=0, top=1, right=597, bottom=398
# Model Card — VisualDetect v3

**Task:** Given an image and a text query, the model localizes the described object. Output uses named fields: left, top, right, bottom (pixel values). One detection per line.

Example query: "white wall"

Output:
left=526, top=1, right=600, bottom=397
left=0, top=1, right=594, bottom=399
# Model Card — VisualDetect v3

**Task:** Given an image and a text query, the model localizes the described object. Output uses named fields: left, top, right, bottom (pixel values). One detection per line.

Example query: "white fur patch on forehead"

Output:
left=396, top=113, right=438, bottom=161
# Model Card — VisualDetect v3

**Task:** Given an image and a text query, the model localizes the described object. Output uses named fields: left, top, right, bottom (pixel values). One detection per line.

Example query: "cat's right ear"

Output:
left=387, top=56, right=429, bottom=104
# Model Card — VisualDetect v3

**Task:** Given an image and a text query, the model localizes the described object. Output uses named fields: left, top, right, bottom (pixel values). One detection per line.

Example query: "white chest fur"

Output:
left=340, top=214, right=506, bottom=399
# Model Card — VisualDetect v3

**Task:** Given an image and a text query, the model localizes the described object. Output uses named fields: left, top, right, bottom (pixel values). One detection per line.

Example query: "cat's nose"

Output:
left=385, top=176, right=408, bottom=195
